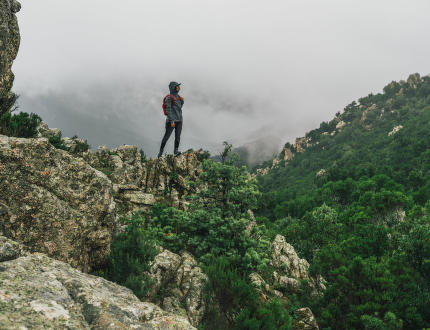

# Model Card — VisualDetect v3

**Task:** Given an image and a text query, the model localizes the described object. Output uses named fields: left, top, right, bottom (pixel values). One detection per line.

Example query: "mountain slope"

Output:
left=255, top=73, right=430, bottom=329
left=258, top=73, right=430, bottom=218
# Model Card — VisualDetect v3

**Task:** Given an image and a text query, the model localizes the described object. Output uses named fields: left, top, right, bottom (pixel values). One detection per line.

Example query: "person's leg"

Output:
left=174, top=121, right=183, bottom=155
left=158, top=121, right=174, bottom=157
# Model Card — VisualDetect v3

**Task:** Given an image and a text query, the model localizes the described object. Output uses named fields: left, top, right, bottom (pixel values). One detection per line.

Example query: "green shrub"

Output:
left=0, top=111, right=42, bottom=138
left=103, top=212, right=159, bottom=299
left=234, top=299, right=292, bottom=330
left=139, top=148, right=147, bottom=163
left=201, top=255, right=293, bottom=329
left=48, top=135, right=68, bottom=151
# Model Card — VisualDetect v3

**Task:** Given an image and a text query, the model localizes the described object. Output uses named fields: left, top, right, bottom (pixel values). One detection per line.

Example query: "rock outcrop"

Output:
left=0, top=135, right=117, bottom=272
left=270, top=235, right=326, bottom=296
left=142, top=150, right=206, bottom=208
left=0, top=0, right=21, bottom=117
left=1, top=116, right=207, bottom=271
left=0, top=234, right=27, bottom=261
left=294, top=307, right=319, bottom=330
left=146, top=248, right=208, bottom=327
left=388, top=125, right=403, bottom=136
left=0, top=238, right=195, bottom=329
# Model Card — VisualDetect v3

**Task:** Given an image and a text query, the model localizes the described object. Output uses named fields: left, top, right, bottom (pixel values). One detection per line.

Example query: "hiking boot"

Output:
left=174, top=150, right=182, bottom=157
left=157, top=150, right=163, bottom=158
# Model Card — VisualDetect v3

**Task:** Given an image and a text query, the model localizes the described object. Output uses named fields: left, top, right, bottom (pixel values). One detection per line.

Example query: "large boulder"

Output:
left=0, top=234, right=27, bottom=261
left=36, top=121, right=62, bottom=139
left=146, top=248, right=208, bottom=327
left=0, top=0, right=21, bottom=117
left=0, top=243, right=195, bottom=329
left=0, top=135, right=117, bottom=272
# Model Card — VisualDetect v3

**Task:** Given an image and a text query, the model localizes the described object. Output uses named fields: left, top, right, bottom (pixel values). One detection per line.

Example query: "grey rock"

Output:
left=122, top=191, right=156, bottom=205
left=271, top=235, right=326, bottom=296
left=293, top=307, right=319, bottom=330
left=0, top=252, right=195, bottom=329
left=0, top=135, right=117, bottom=272
left=147, top=249, right=208, bottom=327
left=142, top=150, right=204, bottom=204
left=36, top=121, right=62, bottom=139
left=0, top=235, right=27, bottom=261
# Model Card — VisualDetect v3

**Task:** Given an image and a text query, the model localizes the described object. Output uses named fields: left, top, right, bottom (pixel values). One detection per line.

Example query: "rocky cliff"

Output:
left=0, top=0, right=20, bottom=116
left=0, top=125, right=207, bottom=272
left=0, top=134, right=117, bottom=272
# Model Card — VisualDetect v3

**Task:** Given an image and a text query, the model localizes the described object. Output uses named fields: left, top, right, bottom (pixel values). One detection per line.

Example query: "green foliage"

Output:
left=399, top=215, right=430, bottom=280
left=203, top=256, right=260, bottom=324
left=71, top=134, right=90, bottom=152
left=194, top=142, right=260, bottom=219
left=0, top=111, right=42, bottom=138
left=48, top=135, right=68, bottom=150
left=256, top=75, right=430, bottom=329
left=361, top=312, right=403, bottom=330
left=148, top=144, right=267, bottom=272
left=49, top=133, right=90, bottom=153
left=139, top=148, right=147, bottom=163
left=103, top=212, right=159, bottom=299
left=201, top=256, right=293, bottom=329
left=234, top=298, right=293, bottom=330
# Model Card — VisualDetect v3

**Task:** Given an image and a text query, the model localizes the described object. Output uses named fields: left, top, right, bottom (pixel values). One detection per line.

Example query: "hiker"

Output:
left=158, top=81, right=184, bottom=158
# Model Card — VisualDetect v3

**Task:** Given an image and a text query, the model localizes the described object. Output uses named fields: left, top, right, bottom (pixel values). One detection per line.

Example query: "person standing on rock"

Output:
left=158, top=81, right=184, bottom=158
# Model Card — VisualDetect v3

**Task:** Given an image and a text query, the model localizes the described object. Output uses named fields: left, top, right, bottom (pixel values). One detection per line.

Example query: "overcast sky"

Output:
left=12, top=0, right=430, bottom=158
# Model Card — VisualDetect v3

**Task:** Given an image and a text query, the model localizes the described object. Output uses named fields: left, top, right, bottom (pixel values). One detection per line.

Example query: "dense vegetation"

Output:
left=101, top=73, right=429, bottom=329
left=257, top=73, right=430, bottom=329
left=101, top=143, right=297, bottom=329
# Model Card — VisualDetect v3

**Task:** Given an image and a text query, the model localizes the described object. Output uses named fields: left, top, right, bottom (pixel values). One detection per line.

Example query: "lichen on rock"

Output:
left=270, top=235, right=326, bottom=296
left=146, top=248, right=208, bottom=327
left=0, top=134, right=117, bottom=272
left=0, top=248, right=195, bottom=329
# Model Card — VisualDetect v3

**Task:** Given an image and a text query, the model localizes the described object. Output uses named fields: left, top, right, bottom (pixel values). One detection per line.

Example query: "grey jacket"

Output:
left=165, top=81, right=184, bottom=122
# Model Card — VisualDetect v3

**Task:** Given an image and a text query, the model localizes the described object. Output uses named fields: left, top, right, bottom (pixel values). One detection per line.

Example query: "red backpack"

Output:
left=162, top=94, right=183, bottom=116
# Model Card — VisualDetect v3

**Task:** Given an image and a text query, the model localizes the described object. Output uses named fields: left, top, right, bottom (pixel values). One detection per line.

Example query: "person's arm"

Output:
left=180, top=97, right=184, bottom=106
left=165, top=96, right=175, bottom=123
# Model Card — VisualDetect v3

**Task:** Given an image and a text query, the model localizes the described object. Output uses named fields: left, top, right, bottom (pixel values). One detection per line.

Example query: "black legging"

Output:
left=160, top=121, right=182, bottom=152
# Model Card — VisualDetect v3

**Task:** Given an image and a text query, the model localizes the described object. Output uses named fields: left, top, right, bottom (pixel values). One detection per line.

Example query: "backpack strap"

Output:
left=166, top=94, right=182, bottom=103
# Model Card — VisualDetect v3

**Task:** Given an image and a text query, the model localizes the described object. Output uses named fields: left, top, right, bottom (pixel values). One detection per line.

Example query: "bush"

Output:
left=103, top=212, right=159, bottom=299
left=48, top=135, right=68, bottom=150
left=0, top=111, right=42, bottom=138
left=139, top=148, right=147, bottom=163
left=201, top=255, right=293, bottom=329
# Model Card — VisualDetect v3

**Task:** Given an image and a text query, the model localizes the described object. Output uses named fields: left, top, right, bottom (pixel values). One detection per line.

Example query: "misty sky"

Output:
left=12, top=0, right=430, bottom=158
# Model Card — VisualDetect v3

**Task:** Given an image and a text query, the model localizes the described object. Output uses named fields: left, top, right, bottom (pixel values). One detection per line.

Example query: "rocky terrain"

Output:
left=0, top=232, right=320, bottom=329
left=0, top=1, right=321, bottom=328
left=0, top=126, right=207, bottom=272
left=0, top=236, right=195, bottom=329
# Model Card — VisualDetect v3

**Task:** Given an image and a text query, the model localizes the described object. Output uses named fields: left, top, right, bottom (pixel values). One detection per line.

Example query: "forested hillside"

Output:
left=257, top=73, right=430, bottom=329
